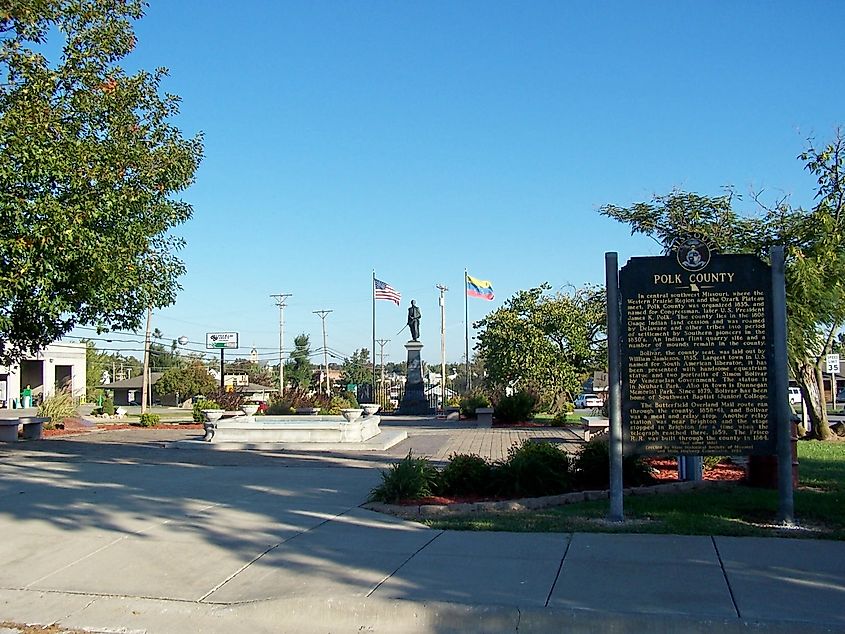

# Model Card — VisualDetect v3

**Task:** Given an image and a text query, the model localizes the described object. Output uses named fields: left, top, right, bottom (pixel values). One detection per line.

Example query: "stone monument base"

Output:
left=399, top=340, right=432, bottom=415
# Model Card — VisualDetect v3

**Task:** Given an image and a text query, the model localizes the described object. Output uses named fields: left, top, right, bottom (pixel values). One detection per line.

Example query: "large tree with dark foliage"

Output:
left=0, top=0, right=203, bottom=364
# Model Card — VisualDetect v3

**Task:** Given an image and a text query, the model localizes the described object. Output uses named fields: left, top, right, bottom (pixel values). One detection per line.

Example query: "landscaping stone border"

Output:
left=362, top=480, right=733, bottom=519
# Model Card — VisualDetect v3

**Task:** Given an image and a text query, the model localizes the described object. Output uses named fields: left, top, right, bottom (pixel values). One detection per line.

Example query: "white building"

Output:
left=0, top=342, right=87, bottom=408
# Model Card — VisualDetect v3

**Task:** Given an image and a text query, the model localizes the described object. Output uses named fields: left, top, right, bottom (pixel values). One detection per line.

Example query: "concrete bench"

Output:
left=476, top=407, right=494, bottom=428
left=0, top=417, right=50, bottom=442
left=580, top=416, right=609, bottom=441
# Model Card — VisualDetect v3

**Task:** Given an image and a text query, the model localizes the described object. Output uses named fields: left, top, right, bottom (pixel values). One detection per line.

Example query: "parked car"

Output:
left=574, top=393, right=603, bottom=409
left=788, top=387, right=802, bottom=405
left=836, top=388, right=845, bottom=403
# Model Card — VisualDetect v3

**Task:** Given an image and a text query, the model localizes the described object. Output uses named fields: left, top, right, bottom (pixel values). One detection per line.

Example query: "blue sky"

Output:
left=73, top=1, right=844, bottom=368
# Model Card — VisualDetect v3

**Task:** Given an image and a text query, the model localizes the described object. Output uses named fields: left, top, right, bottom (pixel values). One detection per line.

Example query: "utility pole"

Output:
left=271, top=293, right=292, bottom=398
left=375, top=338, right=390, bottom=386
left=436, top=284, right=448, bottom=412
left=313, top=310, right=332, bottom=394
left=140, top=307, right=152, bottom=414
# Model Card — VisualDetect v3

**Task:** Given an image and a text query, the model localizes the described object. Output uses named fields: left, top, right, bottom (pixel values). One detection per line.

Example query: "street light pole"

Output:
left=436, top=284, right=448, bottom=412
left=271, top=293, right=292, bottom=398
left=140, top=307, right=152, bottom=414
left=313, top=310, right=332, bottom=394
left=375, top=339, right=390, bottom=386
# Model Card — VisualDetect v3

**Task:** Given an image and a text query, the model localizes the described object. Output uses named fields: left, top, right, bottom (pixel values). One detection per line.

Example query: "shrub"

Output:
left=342, top=390, right=359, bottom=408
left=193, top=399, right=221, bottom=422
left=102, top=397, right=115, bottom=416
left=460, top=392, right=490, bottom=418
left=212, top=390, right=245, bottom=413
left=313, top=393, right=356, bottom=415
left=369, top=451, right=439, bottom=503
left=703, top=455, right=727, bottom=470
left=438, top=454, right=493, bottom=496
left=37, top=389, right=77, bottom=423
left=572, top=436, right=655, bottom=490
left=268, top=388, right=315, bottom=414
left=496, top=440, right=573, bottom=498
left=139, top=413, right=160, bottom=427
left=493, top=390, right=538, bottom=423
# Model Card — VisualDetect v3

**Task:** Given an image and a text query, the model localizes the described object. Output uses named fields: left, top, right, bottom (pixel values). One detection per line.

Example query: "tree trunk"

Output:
left=793, top=359, right=831, bottom=440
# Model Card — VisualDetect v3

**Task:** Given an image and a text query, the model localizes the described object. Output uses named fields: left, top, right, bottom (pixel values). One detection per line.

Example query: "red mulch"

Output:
left=644, top=457, right=745, bottom=482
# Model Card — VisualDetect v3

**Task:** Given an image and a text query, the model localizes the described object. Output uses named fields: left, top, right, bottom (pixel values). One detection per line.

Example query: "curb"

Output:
left=363, top=480, right=733, bottom=519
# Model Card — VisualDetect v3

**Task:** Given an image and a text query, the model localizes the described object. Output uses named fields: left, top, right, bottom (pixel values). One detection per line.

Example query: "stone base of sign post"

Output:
left=399, top=340, right=431, bottom=414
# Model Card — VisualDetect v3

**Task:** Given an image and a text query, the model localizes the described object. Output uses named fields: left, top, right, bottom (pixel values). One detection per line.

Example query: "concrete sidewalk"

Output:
left=0, top=426, right=843, bottom=633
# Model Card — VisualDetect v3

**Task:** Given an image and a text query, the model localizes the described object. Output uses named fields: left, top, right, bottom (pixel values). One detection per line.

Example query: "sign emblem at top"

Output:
left=671, top=234, right=714, bottom=272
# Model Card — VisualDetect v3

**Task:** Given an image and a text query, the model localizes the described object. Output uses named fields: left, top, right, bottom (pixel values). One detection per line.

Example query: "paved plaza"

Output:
left=0, top=417, right=843, bottom=632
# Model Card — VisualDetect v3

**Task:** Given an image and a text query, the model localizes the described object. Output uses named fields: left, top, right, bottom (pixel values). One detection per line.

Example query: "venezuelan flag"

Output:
left=466, top=274, right=494, bottom=300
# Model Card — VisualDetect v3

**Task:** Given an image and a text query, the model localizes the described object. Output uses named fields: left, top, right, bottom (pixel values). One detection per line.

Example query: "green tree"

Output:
left=475, top=284, right=606, bottom=409
left=154, top=360, right=216, bottom=403
left=600, top=131, right=845, bottom=439
left=0, top=1, right=203, bottom=365
left=84, top=339, right=111, bottom=400
left=341, top=348, right=372, bottom=386
left=285, top=334, right=313, bottom=390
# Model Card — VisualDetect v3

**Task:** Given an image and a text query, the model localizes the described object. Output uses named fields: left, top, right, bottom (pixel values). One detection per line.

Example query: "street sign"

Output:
left=206, top=332, right=239, bottom=349
left=827, top=353, right=840, bottom=374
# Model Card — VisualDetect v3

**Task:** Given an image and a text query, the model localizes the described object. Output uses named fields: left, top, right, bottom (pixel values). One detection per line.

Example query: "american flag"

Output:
left=374, top=278, right=401, bottom=305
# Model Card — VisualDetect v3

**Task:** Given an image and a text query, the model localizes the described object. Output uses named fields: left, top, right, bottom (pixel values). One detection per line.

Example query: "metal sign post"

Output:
left=605, top=252, right=624, bottom=522
left=206, top=332, right=239, bottom=394
left=827, top=354, right=840, bottom=410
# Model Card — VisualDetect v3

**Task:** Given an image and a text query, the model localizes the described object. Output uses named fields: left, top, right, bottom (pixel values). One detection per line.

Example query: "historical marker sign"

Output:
left=620, top=248, right=776, bottom=456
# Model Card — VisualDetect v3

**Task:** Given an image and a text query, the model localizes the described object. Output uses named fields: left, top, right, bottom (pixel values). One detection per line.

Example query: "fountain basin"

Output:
left=203, top=414, right=383, bottom=444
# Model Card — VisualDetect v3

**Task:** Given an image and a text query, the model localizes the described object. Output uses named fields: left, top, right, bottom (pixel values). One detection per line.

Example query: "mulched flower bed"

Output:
left=645, top=457, right=745, bottom=482
left=397, top=458, right=745, bottom=506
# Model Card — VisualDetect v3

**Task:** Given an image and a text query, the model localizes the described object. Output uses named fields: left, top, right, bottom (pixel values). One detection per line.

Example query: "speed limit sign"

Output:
left=827, top=353, right=840, bottom=374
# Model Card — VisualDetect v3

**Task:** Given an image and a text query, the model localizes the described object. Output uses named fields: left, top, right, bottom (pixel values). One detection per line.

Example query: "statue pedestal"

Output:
left=399, top=340, right=431, bottom=414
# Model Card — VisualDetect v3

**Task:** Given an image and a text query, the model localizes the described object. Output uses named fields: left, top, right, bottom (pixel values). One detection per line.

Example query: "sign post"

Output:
left=827, top=353, right=840, bottom=410
left=206, top=332, right=239, bottom=393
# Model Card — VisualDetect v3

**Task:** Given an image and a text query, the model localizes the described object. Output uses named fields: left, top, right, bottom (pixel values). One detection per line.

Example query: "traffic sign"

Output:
left=827, top=353, right=840, bottom=374
left=206, top=332, right=238, bottom=349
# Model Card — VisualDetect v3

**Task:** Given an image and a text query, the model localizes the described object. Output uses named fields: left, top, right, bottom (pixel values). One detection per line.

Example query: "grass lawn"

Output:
left=533, top=412, right=583, bottom=424
left=421, top=440, right=845, bottom=540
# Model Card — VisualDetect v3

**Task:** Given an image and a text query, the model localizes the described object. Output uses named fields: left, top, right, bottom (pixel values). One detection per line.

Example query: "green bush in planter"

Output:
left=369, top=451, right=439, bottom=504
left=493, top=390, right=538, bottom=423
left=102, top=397, right=115, bottom=416
left=192, top=399, right=221, bottom=422
left=139, top=413, right=160, bottom=427
left=438, top=453, right=493, bottom=496
left=459, top=392, right=490, bottom=418
left=572, top=436, right=655, bottom=490
left=495, top=440, right=573, bottom=498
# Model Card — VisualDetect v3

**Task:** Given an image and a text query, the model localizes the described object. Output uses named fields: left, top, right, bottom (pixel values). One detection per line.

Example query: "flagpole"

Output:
left=465, top=268, right=470, bottom=392
left=372, top=270, right=376, bottom=394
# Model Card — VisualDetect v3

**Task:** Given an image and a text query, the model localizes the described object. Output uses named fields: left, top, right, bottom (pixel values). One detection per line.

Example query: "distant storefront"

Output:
left=0, top=342, right=87, bottom=409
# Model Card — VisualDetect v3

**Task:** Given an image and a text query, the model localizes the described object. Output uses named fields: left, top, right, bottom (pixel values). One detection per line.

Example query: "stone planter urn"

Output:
left=341, top=408, right=363, bottom=423
left=240, top=403, right=259, bottom=416
left=360, top=403, right=381, bottom=417
left=202, top=409, right=225, bottom=422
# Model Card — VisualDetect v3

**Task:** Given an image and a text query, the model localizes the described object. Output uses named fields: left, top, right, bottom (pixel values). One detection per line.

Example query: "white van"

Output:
left=788, top=387, right=802, bottom=405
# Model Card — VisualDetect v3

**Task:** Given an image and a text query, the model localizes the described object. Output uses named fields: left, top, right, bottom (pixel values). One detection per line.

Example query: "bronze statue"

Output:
left=407, top=300, right=421, bottom=341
